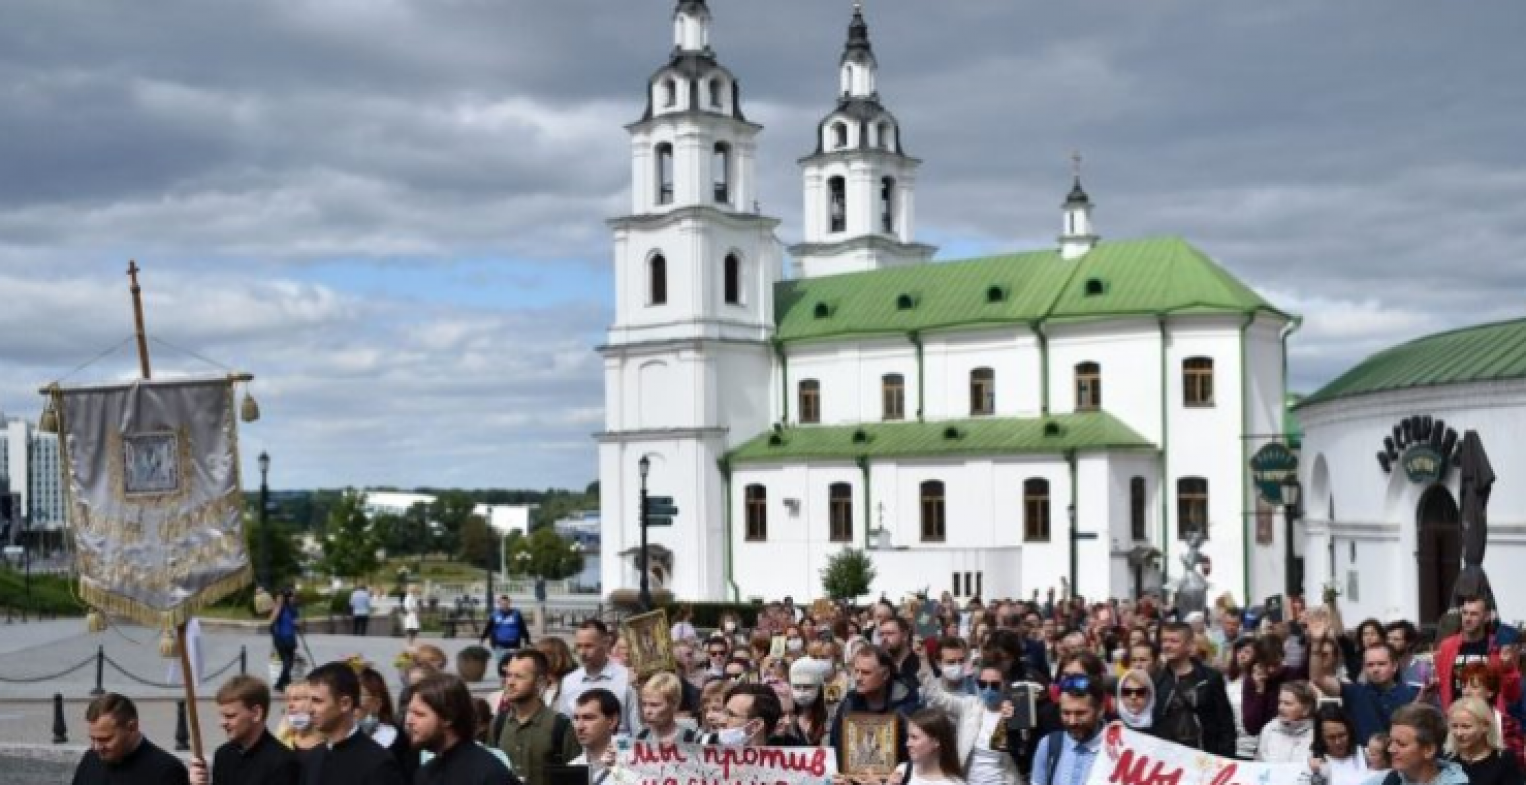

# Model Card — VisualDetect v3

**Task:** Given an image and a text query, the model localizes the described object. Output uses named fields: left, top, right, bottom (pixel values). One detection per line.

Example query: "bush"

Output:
left=0, top=568, right=85, bottom=616
left=820, top=548, right=876, bottom=602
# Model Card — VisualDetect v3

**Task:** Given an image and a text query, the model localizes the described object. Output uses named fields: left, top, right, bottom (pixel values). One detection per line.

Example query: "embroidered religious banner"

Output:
left=610, top=742, right=836, bottom=785
left=1085, top=724, right=1308, bottom=785
left=49, top=377, right=252, bottom=627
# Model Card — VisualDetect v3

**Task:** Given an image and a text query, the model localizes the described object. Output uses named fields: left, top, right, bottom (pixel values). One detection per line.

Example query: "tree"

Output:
left=821, top=548, right=876, bottom=601
left=458, top=514, right=498, bottom=570
left=244, top=511, right=302, bottom=592
left=321, top=489, right=379, bottom=580
left=506, top=528, right=584, bottom=581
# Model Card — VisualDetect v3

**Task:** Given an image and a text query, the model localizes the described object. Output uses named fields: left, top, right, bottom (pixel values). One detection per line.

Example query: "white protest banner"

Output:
left=1085, top=724, right=1308, bottom=785
left=610, top=742, right=837, bottom=785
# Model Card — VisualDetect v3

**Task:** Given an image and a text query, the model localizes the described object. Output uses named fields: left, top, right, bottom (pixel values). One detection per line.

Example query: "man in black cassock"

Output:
left=189, top=675, right=299, bottom=785
left=300, top=662, right=406, bottom=785
left=407, top=671, right=516, bottom=785
left=72, top=692, right=190, bottom=785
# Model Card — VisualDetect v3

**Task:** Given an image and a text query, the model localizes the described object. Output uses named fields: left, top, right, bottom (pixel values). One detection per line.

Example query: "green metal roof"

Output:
left=727, top=412, right=1155, bottom=464
left=774, top=236, right=1284, bottom=342
left=1300, top=317, right=1526, bottom=408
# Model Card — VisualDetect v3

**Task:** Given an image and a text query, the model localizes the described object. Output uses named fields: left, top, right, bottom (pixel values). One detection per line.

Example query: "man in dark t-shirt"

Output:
left=72, top=693, right=189, bottom=785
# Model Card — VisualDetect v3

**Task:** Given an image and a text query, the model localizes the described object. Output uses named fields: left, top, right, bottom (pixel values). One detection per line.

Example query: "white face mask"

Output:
left=717, top=723, right=752, bottom=746
left=786, top=638, right=804, bottom=653
left=792, top=687, right=820, bottom=707
left=287, top=712, right=312, bottom=732
left=941, top=663, right=965, bottom=682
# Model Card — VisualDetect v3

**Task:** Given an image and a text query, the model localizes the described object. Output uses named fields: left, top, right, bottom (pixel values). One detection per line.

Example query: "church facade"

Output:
left=598, top=1, right=1295, bottom=605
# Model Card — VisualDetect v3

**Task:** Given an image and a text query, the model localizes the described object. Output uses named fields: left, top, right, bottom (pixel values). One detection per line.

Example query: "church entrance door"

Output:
left=1416, top=485, right=1462, bottom=625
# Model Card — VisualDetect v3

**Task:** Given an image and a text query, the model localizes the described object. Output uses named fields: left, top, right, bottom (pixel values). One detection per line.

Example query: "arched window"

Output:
left=1183, top=357, right=1214, bottom=407
left=970, top=368, right=995, bottom=416
left=723, top=254, right=741, bottom=305
left=878, top=121, right=892, bottom=150
left=1130, top=477, right=1147, bottom=541
left=798, top=380, right=821, bottom=424
left=745, top=485, right=767, bottom=541
left=709, top=78, right=724, bottom=109
left=713, top=142, right=731, bottom=204
left=661, top=78, right=677, bottom=108
left=1177, top=477, right=1209, bottom=540
left=1023, top=479, right=1051, bottom=542
left=882, top=373, right=905, bottom=421
left=881, top=177, right=896, bottom=234
left=828, top=176, right=847, bottom=233
left=648, top=254, right=667, bottom=305
left=831, top=121, right=849, bottom=149
left=920, top=481, right=946, bottom=542
left=829, top=483, right=853, bottom=542
left=1075, top=362, right=1101, bottom=411
left=655, top=143, right=674, bottom=206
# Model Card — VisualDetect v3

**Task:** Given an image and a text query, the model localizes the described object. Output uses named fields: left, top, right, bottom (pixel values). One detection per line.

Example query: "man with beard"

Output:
left=1030, top=678, right=1107, bottom=785
left=499, top=650, right=581, bottom=785
left=71, top=693, right=189, bottom=785
left=878, top=616, right=921, bottom=688
left=301, top=662, right=406, bottom=785
left=408, top=672, right=513, bottom=785
left=188, top=676, right=299, bottom=785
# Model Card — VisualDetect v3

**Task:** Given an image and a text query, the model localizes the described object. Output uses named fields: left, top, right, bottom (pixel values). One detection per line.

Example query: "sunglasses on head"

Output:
left=1120, top=687, right=1149, bottom=698
left=976, top=680, right=1004, bottom=690
left=1059, top=674, right=1092, bottom=694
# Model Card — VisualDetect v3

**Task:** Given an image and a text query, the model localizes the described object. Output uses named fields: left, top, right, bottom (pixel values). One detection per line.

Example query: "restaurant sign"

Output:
left=1249, top=443, right=1298, bottom=506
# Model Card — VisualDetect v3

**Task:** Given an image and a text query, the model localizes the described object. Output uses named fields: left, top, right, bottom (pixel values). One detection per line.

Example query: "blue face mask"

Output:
left=978, top=687, right=1003, bottom=710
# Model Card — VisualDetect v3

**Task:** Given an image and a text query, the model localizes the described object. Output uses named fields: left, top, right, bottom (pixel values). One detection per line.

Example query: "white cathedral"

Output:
left=598, top=1, right=1295, bottom=606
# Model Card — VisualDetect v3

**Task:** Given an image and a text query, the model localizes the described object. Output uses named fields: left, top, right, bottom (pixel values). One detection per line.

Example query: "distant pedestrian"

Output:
left=481, top=595, right=531, bottom=660
left=189, top=675, right=300, bottom=785
left=72, top=692, right=189, bottom=785
left=270, top=589, right=301, bottom=691
left=350, top=585, right=373, bottom=637
left=403, top=586, right=422, bottom=646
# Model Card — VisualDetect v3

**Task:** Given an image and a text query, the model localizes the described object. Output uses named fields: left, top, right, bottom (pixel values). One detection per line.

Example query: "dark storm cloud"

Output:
left=0, top=1, right=1523, bottom=486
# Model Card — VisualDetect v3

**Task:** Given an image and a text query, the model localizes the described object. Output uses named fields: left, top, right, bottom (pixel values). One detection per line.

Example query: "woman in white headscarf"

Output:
left=1117, top=669, right=1157, bottom=734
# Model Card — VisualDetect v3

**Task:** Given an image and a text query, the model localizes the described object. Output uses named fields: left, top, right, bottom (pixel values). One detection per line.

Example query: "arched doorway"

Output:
left=1416, top=485, right=1462, bottom=624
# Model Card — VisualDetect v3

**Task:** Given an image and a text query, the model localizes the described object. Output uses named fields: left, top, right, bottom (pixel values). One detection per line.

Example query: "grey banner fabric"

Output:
left=58, top=377, right=250, bottom=626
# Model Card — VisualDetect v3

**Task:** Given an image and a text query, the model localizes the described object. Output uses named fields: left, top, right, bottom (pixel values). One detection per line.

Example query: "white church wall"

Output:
left=1047, top=320, right=1162, bottom=441
left=922, top=328, right=1040, bottom=420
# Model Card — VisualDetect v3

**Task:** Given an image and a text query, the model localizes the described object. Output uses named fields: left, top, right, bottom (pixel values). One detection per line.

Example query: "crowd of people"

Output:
left=70, top=589, right=1526, bottom=785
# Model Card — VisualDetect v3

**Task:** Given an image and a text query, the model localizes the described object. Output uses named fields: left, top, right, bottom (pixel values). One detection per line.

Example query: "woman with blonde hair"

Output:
left=1255, top=680, right=1315, bottom=764
left=637, top=672, right=698, bottom=743
left=276, top=682, right=324, bottom=753
left=1446, top=696, right=1521, bottom=785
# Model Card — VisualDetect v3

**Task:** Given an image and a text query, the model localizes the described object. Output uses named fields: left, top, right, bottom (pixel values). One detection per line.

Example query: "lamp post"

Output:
left=1281, top=474, right=1303, bottom=597
left=638, top=456, right=651, bottom=611
left=258, top=451, right=271, bottom=590
left=1067, top=503, right=1078, bottom=598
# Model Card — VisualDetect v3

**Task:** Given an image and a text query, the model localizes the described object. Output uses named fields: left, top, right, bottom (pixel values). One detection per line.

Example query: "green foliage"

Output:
left=244, top=511, right=302, bottom=591
left=458, top=514, right=498, bottom=570
left=0, top=568, right=84, bottom=615
left=820, top=548, right=876, bottom=601
left=321, top=489, right=380, bottom=580
left=507, top=527, right=584, bottom=581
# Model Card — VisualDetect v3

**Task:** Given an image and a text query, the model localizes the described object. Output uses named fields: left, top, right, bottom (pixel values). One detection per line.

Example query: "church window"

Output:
left=831, top=121, right=848, bottom=150
left=723, top=254, right=741, bottom=305
left=745, top=485, right=767, bottom=541
left=882, top=373, right=905, bottom=421
left=829, top=483, right=853, bottom=542
left=1130, top=477, right=1148, bottom=541
left=798, top=380, right=821, bottom=424
left=713, top=143, right=731, bottom=205
left=1075, top=362, right=1101, bottom=411
left=1177, top=477, right=1209, bottom=540
left=920, top=481, right=946, bottom=542
left=1023, top=478, right=1051, bottom=542
left=661, top=78, right=677, bottom=108
left=1183, top=357, right=1215, bottom=407
left=656, top=143, right=674, bottom=206
left=828, top=176, right=847, bottom=233
left=969, top=368, right=996, bottom=416
left=881, top=177, right=896, bottom=233
left=878, top=122, right=892, bottom=150
left=648, top=254, right=668, bottom=305
left=709, top=78, right=724, bottom=109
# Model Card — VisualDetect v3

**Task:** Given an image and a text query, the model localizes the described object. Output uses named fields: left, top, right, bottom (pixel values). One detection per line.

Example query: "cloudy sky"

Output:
left=1, top=1, right=1522, bottom=490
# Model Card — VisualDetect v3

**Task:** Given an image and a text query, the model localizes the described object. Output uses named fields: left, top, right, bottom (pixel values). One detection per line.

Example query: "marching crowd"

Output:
left=70, top=589, right=1526, bottom=785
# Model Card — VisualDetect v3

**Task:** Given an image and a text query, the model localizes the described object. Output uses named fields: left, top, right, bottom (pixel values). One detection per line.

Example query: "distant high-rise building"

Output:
left=0, top=410, right=67, bottom=531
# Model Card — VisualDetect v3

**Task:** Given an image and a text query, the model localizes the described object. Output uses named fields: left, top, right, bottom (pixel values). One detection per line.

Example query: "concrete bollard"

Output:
left=51, top=693, right=67, bottom=744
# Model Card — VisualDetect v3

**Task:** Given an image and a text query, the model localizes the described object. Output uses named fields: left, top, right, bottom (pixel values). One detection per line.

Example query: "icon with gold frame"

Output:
left=620, top=609, right=675, bottom=678
left=841, top=712, right=900, bottom=776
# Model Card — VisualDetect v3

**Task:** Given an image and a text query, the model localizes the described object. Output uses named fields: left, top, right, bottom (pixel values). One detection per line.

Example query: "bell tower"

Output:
left=790, top=3, right=935, bottom=279
left=600, top=0, right=781, bottom=601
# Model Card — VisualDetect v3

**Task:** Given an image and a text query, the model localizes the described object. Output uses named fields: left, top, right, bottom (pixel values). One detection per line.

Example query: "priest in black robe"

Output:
left=407, top=671, right=515, bottom=785
left=189, top=675, right=300, bottom=785
left=301, top=662, right=407, bottom=785
left=72, top=692, right=190, bottom=785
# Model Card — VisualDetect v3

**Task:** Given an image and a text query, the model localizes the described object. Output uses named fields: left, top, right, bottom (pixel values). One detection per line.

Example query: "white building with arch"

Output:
left=1295, top=318, right=1526, bottom=626
left=598, top=2, right=1295, bottom=604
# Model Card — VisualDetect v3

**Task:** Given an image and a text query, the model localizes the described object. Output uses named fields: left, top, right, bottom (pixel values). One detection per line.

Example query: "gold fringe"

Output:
left=78, top=563, right=252, bottom=629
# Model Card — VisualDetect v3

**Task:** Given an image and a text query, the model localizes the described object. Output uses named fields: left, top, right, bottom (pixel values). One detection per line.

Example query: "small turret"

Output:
left=1060, top=152, right=1099, bottom=260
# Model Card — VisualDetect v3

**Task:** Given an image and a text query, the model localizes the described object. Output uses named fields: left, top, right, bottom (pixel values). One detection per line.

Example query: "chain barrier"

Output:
left=101, top=652, right=243, bottom=690
left=0, top=654, right=97, bottom=684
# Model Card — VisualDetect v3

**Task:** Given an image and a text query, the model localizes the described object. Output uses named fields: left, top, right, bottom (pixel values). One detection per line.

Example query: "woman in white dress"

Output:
left=402, top=586, right=422, bottom=645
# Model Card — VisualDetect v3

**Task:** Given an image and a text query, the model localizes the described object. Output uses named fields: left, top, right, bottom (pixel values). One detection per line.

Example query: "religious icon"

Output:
left=620, top=609, right=674, bottom=678
left=123, top=431, right=182, bottom=495
left=841, top=713, right=899, bottom=775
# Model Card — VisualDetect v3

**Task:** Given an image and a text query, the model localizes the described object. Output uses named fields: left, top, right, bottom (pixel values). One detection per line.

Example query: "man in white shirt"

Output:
left=570, top=688, right=620, bottom=785
left=559, top=620, right=641, bottom=735
left=349, top=585, right=371, bottom=637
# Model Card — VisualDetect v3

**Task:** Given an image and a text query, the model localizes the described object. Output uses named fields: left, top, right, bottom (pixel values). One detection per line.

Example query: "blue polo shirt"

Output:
left=1341, top=680, right=1418, bottom=744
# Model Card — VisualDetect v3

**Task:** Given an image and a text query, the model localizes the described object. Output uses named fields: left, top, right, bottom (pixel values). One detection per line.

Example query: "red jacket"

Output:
left=1435, top=626, right=1521, bottom=710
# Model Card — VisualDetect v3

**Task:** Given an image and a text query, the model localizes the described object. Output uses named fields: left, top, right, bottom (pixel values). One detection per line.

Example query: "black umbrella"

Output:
left=1452, top=430, right=1496, bottom=610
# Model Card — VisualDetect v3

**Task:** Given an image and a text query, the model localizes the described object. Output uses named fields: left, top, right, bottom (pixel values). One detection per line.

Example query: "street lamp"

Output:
left=1067, top=503, right=1078, bottom=598
left=638, top=455, right=651, bottom=611
left=1281, top=474, right=1303, bottom=597
left=258, top=451, right=271, bottom=590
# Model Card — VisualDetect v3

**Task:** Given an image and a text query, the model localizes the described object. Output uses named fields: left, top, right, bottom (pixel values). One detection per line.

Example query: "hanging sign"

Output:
left=1249, top=443, right=1298, bottom=506
left=1375, top=414, right=1458, bottom=484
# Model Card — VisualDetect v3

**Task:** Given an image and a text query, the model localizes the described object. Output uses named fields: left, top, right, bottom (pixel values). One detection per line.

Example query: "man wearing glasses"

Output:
left=710, top=683, right=782, bottom=747
left=704, top=636, right=732, bottom=682
left=1030, top=676, right=1106, bottom=785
